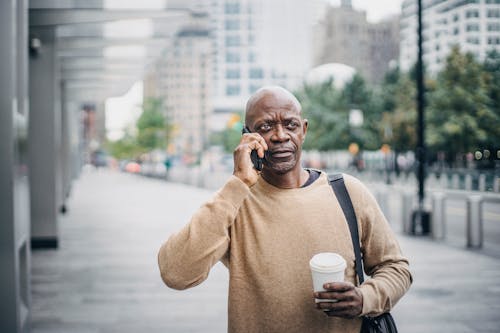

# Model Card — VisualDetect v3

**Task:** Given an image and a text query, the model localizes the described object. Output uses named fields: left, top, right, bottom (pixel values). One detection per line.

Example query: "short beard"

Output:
left=264, top=158, right=297, bottom=174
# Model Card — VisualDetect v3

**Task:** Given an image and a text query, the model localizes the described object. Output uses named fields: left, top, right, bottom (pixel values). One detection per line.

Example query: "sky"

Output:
left=105, top=0, right=405, bottom=141
left=105, top=81, right=143, bottom=141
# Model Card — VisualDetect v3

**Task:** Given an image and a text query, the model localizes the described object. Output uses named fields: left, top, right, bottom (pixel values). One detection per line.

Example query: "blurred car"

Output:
left=125, top=162, right=141, bottom=173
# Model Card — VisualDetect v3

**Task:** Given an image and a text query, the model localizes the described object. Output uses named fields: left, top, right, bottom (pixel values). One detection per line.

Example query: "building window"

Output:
left=226, top=84, right=240, bottom=96
left=225, top=3, right=240, bottom=14
left=225, top=19, right=240, bottom=30
left=488, top=23, right=500, bottom=31
left=226, top=52, right=240, bottom=63
left=225, top=35, right=240, bottom=47
left=488, top=37, right=500, bottom=45
left=249, top=84, right=261, bottom=94
left=248, top=51, right=256, bottom=62
left=466, top=24, right=480, bottom=32
left=453, top=27, right=460, bottom=35
left=249, top=68, right=263, bottom=79
left=487, top=9, right=500, bottom=18
left=225, top=69, right=240, bottom=79
left=453, top=14, right=459, bottom=22
left=466, top=10, right=479, bottom=18
left=467, top=37, right=480, bottom=44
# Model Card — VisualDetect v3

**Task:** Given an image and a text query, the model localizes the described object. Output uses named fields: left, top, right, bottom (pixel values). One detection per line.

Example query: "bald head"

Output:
left=245, top=86, right=302, bottom=125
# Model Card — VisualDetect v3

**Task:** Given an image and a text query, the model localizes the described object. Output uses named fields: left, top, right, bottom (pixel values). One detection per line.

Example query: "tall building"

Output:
left=152, top=0, right=325, bottom=158
left=313, top=1, right=400, bottom=84
left=144, top=13, right=213, bottom=161
left=400, top=0, right=500, bottom=74
left=201, top=0, right=321, bottom=112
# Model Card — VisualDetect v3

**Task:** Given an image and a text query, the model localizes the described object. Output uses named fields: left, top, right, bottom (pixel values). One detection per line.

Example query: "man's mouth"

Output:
left=269, top=149, right=294, bottom=159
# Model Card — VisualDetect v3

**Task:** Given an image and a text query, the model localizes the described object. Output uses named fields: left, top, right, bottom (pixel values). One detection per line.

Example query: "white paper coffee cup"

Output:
left=309, top=252, right=347, bottom=303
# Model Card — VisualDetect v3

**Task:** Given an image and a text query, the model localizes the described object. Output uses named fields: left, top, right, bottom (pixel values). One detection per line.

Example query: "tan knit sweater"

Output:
left=158, top=172, right=412, bottom=332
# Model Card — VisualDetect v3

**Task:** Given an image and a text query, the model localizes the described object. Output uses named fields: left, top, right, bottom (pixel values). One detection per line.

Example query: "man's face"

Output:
left=246, top=92, right=307, bottom=174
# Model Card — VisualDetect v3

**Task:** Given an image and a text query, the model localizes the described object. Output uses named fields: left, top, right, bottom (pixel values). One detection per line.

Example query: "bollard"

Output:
left=451, top=174, right=459, bottom=189
left=439, top=173, right=448, bottom=189
left=401, top=191, right=414, bottom=234
left=466, top=195, right=483, bottom=248
left=431, top=192, right=446, bottom=240
left=465, top=174, right=472, bottom=191
left=478, top=174, right=486, bottom=192
left=494, top=177, right=499, bottom=193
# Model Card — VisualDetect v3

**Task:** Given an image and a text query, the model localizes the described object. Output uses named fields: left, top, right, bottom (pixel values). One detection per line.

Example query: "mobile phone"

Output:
left=242, top=126, right=264, bottom=171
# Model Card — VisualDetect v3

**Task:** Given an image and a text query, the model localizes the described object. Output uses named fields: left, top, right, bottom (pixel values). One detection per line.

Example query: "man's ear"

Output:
left=302, top=119, right=308, bottom=141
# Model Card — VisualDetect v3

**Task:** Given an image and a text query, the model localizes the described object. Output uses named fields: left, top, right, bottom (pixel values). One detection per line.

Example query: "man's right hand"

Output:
left=233, top=132, right=268, bottom=187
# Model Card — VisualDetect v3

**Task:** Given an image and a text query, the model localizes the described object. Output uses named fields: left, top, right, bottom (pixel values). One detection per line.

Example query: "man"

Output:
left=158, top=86, right=412, bottom=332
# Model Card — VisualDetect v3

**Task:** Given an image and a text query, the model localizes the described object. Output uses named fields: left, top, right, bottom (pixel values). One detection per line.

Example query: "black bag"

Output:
left=329, top=174, right=398, bottom=333
left=360, top=313, right=398, bottom=333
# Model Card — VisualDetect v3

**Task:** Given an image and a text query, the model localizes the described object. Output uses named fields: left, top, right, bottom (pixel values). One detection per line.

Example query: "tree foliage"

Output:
left=107, top=97, right=172, bottom=160
left=295, top=74, right=381, bottom=151
left=377, top=67, right=417, bottom=153
left=295, top=46, right=499, bottom=168
left=427, top=46, right=500, bottom=164
left=136, top=98, right=172, bottom=152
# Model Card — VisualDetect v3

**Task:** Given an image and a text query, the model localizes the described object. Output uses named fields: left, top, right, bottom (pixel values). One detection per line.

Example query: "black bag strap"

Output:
left=328, top=174, right=365, bottom=285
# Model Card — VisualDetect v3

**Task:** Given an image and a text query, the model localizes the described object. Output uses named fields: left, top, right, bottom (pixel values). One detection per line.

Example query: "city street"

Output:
left=31, top=169, right=500, bottom=333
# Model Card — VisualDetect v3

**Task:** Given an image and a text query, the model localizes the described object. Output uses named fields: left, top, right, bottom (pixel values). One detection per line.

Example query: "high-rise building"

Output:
left=144, top=13, right=213, bottom=160
left=199, top=0, right=321, bottom=112
left=400, top=0, right=500, bottom=74
left=152, top=0, right=325, bottom=158
left=313, top=1, right=400, bottom=84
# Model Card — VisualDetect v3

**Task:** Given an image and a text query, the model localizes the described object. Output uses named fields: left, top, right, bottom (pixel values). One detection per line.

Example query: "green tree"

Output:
left=105, top=132, right=141, bottom=160
left=296, top=74, right=380, bottom=151
left=136, top=97, right=172, bottom=153
left=295, top=79, right=349, bottom=150
left=106, top=97, right=172, bottom=160
left=426, top=46, right=498, bottom=165
left=343, top=73, right=382, bottom=150
left=483, top=49, right=500, bottom=136
left=377, top=67, right=417, bottom=153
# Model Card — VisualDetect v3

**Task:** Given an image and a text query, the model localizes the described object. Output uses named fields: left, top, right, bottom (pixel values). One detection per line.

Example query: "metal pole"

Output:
left=409, top=0, right=430, bottom=235
left=402, top=191, right=414, bottom=233
left=431, top=192, right=446, bottom=240
left=467, top=195, right=483, bottom=248
left=417, top=0, right=425, bottom=211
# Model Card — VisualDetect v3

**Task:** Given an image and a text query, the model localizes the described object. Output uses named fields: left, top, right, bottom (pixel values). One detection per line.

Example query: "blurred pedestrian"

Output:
left=157, top=86, right=412, bottom=332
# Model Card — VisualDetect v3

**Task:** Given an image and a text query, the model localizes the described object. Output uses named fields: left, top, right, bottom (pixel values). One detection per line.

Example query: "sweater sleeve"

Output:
left=158, top=175, right=250, bottom=290
left=344, top=175, right=413, bottom=317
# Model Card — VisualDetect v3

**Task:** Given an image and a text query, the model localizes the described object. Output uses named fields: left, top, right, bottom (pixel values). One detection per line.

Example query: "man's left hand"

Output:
left=314, top=282, right=363, bottom=318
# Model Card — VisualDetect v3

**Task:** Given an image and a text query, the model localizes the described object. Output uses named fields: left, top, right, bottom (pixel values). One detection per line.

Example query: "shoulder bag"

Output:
left=329, top=174, right=398, bottom=333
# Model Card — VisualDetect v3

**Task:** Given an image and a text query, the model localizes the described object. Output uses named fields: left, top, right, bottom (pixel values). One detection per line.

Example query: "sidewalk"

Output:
left=31, top=169, right=500, bottom=333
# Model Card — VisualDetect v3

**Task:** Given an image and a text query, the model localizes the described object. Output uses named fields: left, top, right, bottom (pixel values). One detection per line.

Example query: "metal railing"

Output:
left=372, top=186, right=500, bottom=249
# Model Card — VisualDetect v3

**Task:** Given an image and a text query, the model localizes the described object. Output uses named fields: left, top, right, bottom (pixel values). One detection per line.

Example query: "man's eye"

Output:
left=259, top=124, right=272, bottom=131
left=286, top=122, right=299, bottom=130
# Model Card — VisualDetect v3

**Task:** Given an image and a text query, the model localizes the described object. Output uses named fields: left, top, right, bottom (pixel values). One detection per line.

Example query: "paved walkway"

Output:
left=31, top=169, right=500, bottom=333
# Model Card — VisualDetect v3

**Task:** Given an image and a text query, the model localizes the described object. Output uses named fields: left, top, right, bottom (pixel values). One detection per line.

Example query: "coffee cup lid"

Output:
left=309, top=252, right=346, bottom=273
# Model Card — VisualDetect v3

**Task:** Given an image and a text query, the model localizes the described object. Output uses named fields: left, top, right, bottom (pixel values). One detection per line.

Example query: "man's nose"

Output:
left=271, top=124, right=289, bottom=142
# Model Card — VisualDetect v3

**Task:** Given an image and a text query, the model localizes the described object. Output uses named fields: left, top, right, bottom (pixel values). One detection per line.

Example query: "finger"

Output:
left=242, top=132, right=267, bottom=155
left=247, top=140, right=265, bottom=156
left=316, top=302, right=359, bottom=318
left=323, top=282, right=354, bottom=292
left=255, top=135, right=268, bottom=152
left=314, top=291, right=350, bottom=301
